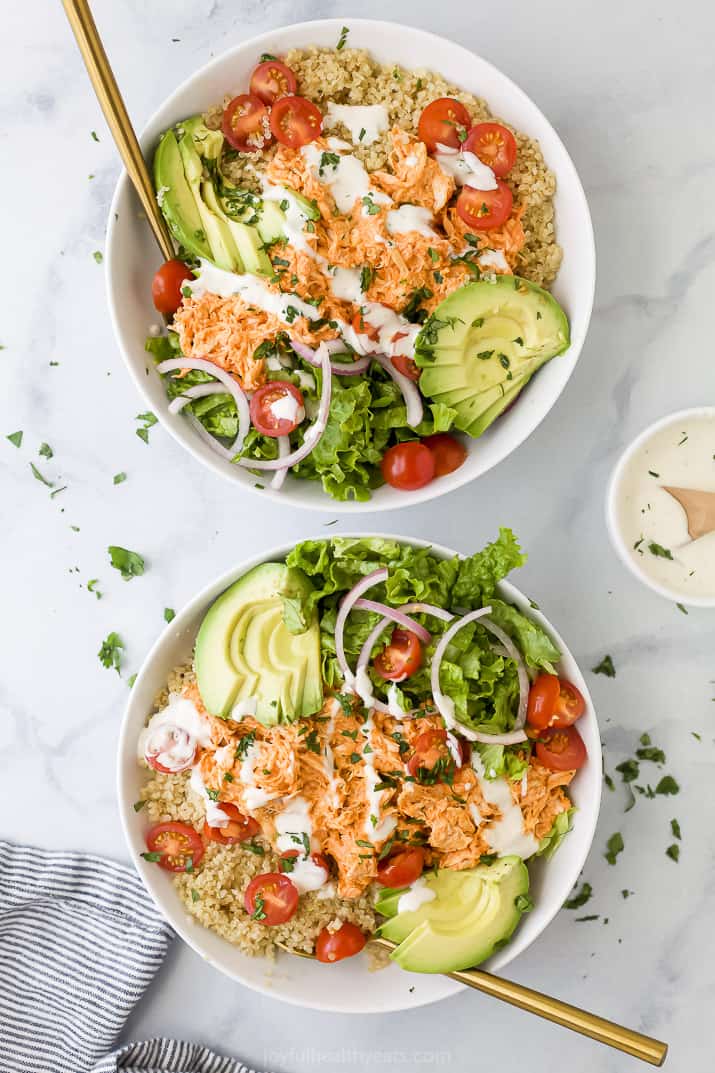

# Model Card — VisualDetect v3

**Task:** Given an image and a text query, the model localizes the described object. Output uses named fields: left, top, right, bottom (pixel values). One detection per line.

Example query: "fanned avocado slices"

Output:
left=415, top=276, right=570, bottom=438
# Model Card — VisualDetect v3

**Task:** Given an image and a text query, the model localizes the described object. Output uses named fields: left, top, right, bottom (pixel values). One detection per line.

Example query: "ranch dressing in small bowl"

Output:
left=607, top=407, right=715, bottom=605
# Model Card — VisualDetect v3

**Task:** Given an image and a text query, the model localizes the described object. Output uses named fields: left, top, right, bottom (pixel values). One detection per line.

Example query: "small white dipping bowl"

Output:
left=117, top=534, right=601, bottom=1013
left=105, top=17, right=595, bottom=513
left=606, top=407, right=715, bottom=608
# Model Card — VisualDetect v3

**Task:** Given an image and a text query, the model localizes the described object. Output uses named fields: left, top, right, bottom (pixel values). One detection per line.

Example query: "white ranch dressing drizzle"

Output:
left=301, top=141, right=392, bottom=215
left=239, top=742, right=284, bottom=811
left=361, top=711, right=397, bottom=843
left=478, top=248, right=510, bottom=272
left=386, top=683, right=408, bottom=718
left=230, top=696, right=257, bottom=720
left=189, top=766, right=231, bottom=827
left=260, top=181, right=315, bottom=254
left=269, top=392, right=304, bottom=424
left=445, top=732, right=463, bottom=769
left=471, top=754, right=539, bottom=859
left=187, top=260, right=319, bottom=323
left=273, top=795, right=328, bottom=894
left=386, top=204, right=437, bottom=239
left=434, top=143, right=498, bottom=190
left=325, top=102, right=389, bottom=145
left=397, top=876, right=437, bottom=914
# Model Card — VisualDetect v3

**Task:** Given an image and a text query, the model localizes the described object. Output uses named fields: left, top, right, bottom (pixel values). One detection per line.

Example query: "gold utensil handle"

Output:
left=370, top=939, right=667, bottom=1066
left=62, top=0, right=174, bottom=260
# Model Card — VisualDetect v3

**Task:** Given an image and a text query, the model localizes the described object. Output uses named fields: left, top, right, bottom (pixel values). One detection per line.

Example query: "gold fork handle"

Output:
left=369, top=940, right=666, bottom=1066
left=448, top=964, right=667, bottom=1066
left=62, top=0, right=174, bottom=260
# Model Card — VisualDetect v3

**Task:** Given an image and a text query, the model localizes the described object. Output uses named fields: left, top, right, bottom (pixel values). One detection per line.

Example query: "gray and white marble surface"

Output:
left=2, top=1, right=714, bottom=1070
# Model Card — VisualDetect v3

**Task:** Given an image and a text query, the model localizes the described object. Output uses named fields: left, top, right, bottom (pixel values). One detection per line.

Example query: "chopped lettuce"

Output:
left=286, top=531, right=561, bottom=757
left=537, top=807, right=575, bottom=858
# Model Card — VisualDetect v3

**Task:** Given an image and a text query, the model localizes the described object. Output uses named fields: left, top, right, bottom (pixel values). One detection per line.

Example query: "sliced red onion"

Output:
left=398, top=602, right=454, bottom=623
left=168, top=383, right=228, bottom=415
left=157, top=357, right=250, bottom=454
left=335, top=568, right=389, bottom=681
left=236, top=342, right=332, bottom=471
left=480, top=617, right=530, bottom=731
left=270, top=436, right=291, bottom=491
left=373, top=354, right=423, bottom=428
left=186, top=414, right=234, bottom=461
left=352, top=599, right=431, bottom=644
left=290, top=337, right=370, bottom=376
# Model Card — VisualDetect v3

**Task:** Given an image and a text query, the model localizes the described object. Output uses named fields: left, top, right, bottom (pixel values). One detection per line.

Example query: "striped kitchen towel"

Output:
left=0, top=841, right=261, bottom=1073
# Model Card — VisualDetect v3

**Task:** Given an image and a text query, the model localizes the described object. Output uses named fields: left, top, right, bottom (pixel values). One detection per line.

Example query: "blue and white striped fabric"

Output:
left=0, top=841, right=260, bottom=1073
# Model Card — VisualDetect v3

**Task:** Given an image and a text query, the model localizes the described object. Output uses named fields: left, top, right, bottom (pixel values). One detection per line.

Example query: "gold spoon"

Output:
left=277, top=939, right=667, bottom=1066
left=663, top=485, right=715, bottom=541
left=62, top=0, right=174, bottom=260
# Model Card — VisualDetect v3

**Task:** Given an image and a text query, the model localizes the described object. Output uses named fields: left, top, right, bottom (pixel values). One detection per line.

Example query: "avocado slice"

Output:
left=176, top=135, right=239, bottom=272
left=415, top=276, right=569, bottom=439
left=179, top=115, right=224, bottom=162
left=378, top=857, right=529, bottom=973
left=195, top=562, right=323, bottom=725
left=153, top=130, right=211, bottom=261
left=201, top=181, right=274, bottom=277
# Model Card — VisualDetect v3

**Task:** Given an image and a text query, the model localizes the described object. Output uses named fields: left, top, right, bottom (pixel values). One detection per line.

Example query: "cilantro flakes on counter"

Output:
left=135, top=411, right=157, bottom=444
left=670, top=818, right=681, bottom=839
left=30, top=462, right=53, bottom=487
left=575, top=914, right=599, bottom=923
left=676, top=603, right=688, bottom=615
left=98, top=631, right=123, bottom=673
left=604, top=832, right=624, bottom=865
left=164, top=608, right=176, bottom=623
left=91, top=130, right=99, bottom=142
left=87, top=579, right=102, bottom=599
left=127, top=674, right=137, bottom=689
left=655, top=775, right=679, bottom=796
left=108, top=545, right=145, bottom=580
left=113, top=472, right=127, bottom=485
left=564, top=882, right=592, bottom=910
left=39, top=443, right=53, bottom=459
left=6, top=431, right=22, bottom=448
left=92, top=250, right=103, bottom=264
left=666, top=844, right=680, bottom=862
left=592, top=654, right=616, bottom=677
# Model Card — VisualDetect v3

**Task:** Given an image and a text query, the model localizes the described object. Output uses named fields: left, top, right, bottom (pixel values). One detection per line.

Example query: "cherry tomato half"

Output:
left=407, top=728, right=448, bottom=778
left=270, top=95, right=322, bottom=148
left=381, top=442, right=435, bottom=491
left=374, top=627, right=423, bottom=682
left=535, top=725, right=587, bottom=772
left=417, top=98, right=472, bottom=153
left=456, top=181, right=513, bottom=231
left=249, top=381, right=305, bottom=437
left=244, top=872, right=299, bottom=925
left=391, top=354, right=420, bottom=381
left=145, top=821, right=204, bottom=873
left=316, top=922, right=367, bottom=963
left=222, top=93, right=272, bottom=152
left=151, top=259, right=193, bottom=315
left=203, top=802, right=260, bottom=845
left=278, top=849, right=331, bottom=876
left=377, top=847, right=425, bottom=888
left=527, top=675, right=587, bottom=730
left=463, top=122, right=517, bottom=178
left=249, top=59, right=297, bottom=104
left=422, top=433, right=467, bottom=477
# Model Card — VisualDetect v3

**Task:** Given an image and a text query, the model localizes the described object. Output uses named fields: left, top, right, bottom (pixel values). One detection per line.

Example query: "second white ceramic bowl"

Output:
left=106, top=18, right=595, bottom=513
left=117, top=534, right=601, bottom=1013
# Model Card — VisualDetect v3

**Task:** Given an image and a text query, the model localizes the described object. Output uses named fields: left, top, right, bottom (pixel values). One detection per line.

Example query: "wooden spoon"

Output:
left=662, top=486, right=715, bottom=541
left=276, top=939, right=667, bottom=1065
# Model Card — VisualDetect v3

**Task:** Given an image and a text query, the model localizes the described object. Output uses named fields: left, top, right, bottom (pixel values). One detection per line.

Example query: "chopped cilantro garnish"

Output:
left=604, top=832, right=624, bottom=865
left=636, top=745, right=665, bottom=764
left=361, top=195, right=381, bottom=216
left=133, top=799, right=146, bottom=812
left=574, top=914, right=599, bottom=922
left=515, top=894, right=534, bottom=913
left=563, top=882, right=593, bottom=909
left=676, top=603, right=688, bottom=615
left=251, top=893, right=267, bottom=920
left=108, top=545, right=145, bottom=580
left=135, top=411, right=158, bottom=444
left=191, top=889, right=200, bottom=902
left=6, top=430, right=23, bottom=448
left=616, top=759, right=639, bottom=783
left=655, top=775, right=679, bottom=796
left=141, top=851, right=162, bottom=863
left=164, top=608, right=175, bottom=623
left=334, top=693, right=354, bottom=715
left=92, top=250, right=103, bottom=264
left=648, top=541, right=673, bottom=560
left=91, top=130, right=99, bottom=142
left=113, top=471, right=127, bottom=485
left=670, top=818, right=681, bottom=839
left=235, top=732, right=256, bottom=760
left=98, top=631, right=123, bottom=673
left=592, top=654, right=616, bottom=677
left=127, top=674, right=137, bottom=688
left=319, top=151, right=340, bottom=176
left=665, top=843, right=680, bottom=862
left=360, top=264, right=375, bottom=292
left=205, top=787, right=220, bottom=802
left=39, top=442, right=53, bottom=459
left=243, top=840, right=265, bottom=856
left=336, top=25, right=349, bottom=50
left=30, top=462, right=53, bottom=487
left=87, top=578, right=102, bottom=599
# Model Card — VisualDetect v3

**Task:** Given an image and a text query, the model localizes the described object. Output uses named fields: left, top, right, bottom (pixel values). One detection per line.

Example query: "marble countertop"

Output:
left=2, top=0, right=714, bottom=1069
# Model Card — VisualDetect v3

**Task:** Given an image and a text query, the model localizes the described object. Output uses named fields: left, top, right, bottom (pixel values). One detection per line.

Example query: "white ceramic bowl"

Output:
left=606, top=406, right=715, bottom=608
left=106, top=18, right=595, bottom=513
left=117, top=534, right=601, bottom=1013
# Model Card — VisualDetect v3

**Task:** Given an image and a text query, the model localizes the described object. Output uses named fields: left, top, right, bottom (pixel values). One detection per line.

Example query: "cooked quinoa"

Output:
left=208, top=47, right=561, bottom=288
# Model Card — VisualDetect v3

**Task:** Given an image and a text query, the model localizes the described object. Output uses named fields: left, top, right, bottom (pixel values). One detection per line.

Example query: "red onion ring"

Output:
left=352, top=599, right=431, bottom=644
left=479, top=617, right=530, bottom=731
left=157, top=357, right=250, bottom=454
left=236, top=342, right=332, bottom=471
left=168, top=383, right=228, bottom=415
left=335, top=568, right=389, bottom=681
left=290, top=338, right=371, bottom=376
left=270, top=436, right=291, bottom=490
left=372, top=354, right=424, bottom=428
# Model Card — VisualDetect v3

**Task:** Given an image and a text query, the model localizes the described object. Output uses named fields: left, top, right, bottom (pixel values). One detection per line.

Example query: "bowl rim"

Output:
left=606, top=405, right=715, bottom=608
left=116, top=531, right=602, bottom=1012
left=105, top=16, right=596, bottom=514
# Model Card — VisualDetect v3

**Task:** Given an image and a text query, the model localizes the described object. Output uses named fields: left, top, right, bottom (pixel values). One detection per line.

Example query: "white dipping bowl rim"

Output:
left=105, top=17, right=595, bottom=514
left=606, top=405, right=715, bottom=608
left=117, top=533, right=601, bottom=1013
